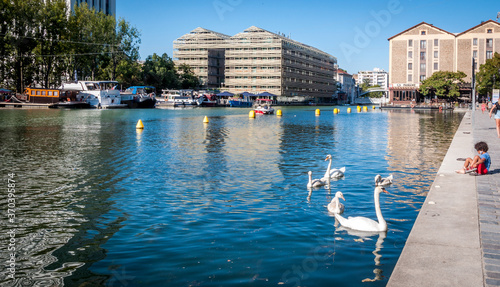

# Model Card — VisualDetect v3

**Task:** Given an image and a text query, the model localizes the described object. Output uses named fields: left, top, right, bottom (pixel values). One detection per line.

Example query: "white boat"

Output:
left=157, top=90, right=198, bottom=108
left=253, top=99, right=275, bottom=114
left=59, top=81, right=127, bottom=109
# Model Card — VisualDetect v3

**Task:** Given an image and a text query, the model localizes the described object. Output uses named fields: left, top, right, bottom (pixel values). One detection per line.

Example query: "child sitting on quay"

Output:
left=455, top=141, right=491, bottom=175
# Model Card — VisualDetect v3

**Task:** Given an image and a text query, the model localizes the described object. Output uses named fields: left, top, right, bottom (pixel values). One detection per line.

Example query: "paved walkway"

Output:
left=388, top=109, right=500, bottom=287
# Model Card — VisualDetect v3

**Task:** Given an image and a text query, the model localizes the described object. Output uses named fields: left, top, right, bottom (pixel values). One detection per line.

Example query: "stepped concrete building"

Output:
left=357, top=68, right=388, bottom=88
left=173, top=28, right=230, bottom=89
left=388, top=20, right=500, bottom=103
left=174, top=26, right=337, bottom=103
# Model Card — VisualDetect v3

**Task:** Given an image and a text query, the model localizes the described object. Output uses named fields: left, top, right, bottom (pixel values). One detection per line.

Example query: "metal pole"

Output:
left=472, top=57, right=476, bottom=111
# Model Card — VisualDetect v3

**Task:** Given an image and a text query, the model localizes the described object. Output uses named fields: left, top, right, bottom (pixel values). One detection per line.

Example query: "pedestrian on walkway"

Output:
left=455, top=141, right=491, bottom=175
left=489, top=101, right=500, bottom=138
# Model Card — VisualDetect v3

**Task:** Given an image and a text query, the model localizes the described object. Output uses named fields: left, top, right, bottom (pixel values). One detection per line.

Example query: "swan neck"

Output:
left=374, top=188, right=386, bottom=228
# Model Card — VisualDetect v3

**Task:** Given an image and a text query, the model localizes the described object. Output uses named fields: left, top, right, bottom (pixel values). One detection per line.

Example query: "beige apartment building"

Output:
left=388, top=20, right=500, bottom=103
left=174, top=26, right=337, bottom=102
left=173, top=28, right=230, bottom=89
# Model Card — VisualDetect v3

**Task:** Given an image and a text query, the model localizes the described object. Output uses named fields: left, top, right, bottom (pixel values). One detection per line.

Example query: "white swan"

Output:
left=375, top=174, right=393, bottom=186
left=328, top=191, right=345, bottom=214
left=323, top=155, right=345, bottom=180
left=334, top=178, right=389, bottom=232
left=307, top=171, right=326, bottom=189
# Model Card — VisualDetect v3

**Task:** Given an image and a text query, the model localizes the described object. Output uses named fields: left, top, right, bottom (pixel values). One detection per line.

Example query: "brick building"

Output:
left=388, top=20, right=500, bottom=104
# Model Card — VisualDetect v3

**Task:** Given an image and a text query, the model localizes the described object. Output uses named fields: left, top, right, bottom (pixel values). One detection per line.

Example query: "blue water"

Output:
left=0, top=107, right=463, bottom=286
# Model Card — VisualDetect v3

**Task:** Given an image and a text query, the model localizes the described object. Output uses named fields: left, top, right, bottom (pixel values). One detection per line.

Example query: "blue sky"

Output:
left=117, top=0, right=499, bottom=74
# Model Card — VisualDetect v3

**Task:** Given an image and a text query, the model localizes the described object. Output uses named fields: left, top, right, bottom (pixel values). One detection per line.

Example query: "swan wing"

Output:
left=336, top=216, right=382, bottom=232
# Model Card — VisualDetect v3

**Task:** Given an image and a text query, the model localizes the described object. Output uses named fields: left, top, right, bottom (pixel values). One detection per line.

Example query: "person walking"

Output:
left=489, top=101, right=500, bottom=138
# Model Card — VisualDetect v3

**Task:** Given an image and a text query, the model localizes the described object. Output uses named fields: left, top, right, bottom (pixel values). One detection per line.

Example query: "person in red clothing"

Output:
left=455, top=141, right=491, bottom=175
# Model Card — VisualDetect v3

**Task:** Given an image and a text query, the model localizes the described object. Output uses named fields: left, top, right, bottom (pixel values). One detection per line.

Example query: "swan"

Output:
left=375, top=174, right=393, bottom=186
left=328, top=191, right=345, bottom=214
left=307, top=171, right=326, bottom=189
left=334, top=178, right=389, bottom=232
left=323, top=155, right=346, bottom=180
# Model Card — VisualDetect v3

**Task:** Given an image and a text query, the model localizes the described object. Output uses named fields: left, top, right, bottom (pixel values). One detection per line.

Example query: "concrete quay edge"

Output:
left=388, top=110, right=484, bottom=287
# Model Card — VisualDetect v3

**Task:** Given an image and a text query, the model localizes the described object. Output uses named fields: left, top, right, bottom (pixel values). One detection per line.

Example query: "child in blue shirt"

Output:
left=456, top=141, right=490, bottom=175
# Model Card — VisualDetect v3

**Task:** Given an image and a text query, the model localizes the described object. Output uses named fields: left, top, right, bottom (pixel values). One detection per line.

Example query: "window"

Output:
left=434, top=62, right=438, bottom=70
left=420, top=75, right=426, bottom=81
left=486, top=39, right=493, bottom=48
left=408, top=63, right=413, bottom=70
left=408, top=39, right=413, bottom=47
left=473, top=38, right=478, bottom=46
left=473, top=50, right=478, bottom=58
left=421, top=31, right=426, bottom=35
left=420, top=52, right=426, bottom=60
left=48, top=91, right=52, bottom=96
left=487, top=29, right=493, bottom=33
left=487, top=51, right=493, bottom=60
left=420, top=40, right=426, bottom=49
left=434, top=39, right=438, bottom=46
left=434, top=51, right=438, bottom=58
left=408, top=51, right=412, bottom=58
left=420, top=63, right=426, bottom=72
left=408, top=74, right=412, bottom=82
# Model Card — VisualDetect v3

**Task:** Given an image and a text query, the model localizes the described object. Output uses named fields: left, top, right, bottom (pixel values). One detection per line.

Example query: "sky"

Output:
left=116, top=0, right=499, bottom=75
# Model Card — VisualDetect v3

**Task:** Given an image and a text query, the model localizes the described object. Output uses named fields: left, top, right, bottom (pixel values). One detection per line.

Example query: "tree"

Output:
left=34, top=0, right=68, bottom=88
left=419, top=71, right=467, bottom=98
left=177, top=64, right=200, bottom=89
left=142, top=53, right=179, bottom=90
left=476, top=52, right=500, bottom=96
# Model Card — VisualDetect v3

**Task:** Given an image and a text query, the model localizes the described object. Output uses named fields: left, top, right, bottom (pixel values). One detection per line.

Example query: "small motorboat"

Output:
left=253, top=99, right=274, bottom=114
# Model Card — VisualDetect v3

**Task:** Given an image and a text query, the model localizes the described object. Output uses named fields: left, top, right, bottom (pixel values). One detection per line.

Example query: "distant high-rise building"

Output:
left=357, top=68, right=388, bottom=88
left=388, top=20, right=500, bottom=103
left=66, top=0, right=115, bottom=16
left=174, top=26, right=337, bottom=102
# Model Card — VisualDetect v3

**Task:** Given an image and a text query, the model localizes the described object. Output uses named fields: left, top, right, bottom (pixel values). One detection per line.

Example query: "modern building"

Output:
left=173, top=28, right=230, bottom=89
left=388, top=20, right=500, bottom=103
left=65, top=0, right=115, bottom=16
left=173, top=26, right=337, bottom=102
left=357, top=68, right=388, bottom=88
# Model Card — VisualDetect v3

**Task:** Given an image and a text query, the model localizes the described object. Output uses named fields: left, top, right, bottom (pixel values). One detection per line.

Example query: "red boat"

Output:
left=253, top=99, right=274, bottom=114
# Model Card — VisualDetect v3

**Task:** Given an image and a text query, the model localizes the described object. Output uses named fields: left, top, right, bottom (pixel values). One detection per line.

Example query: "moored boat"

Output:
left=228, top=92, right=253, bottom=107
left=59, top=81, right=127, bottom=109
left=157, top=90, right=198, bottom=108
left=121, top=86, right=157, bottom=108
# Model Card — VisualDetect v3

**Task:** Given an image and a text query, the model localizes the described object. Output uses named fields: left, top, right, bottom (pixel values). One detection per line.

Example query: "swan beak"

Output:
left=382, top=188, right=389, bottom=194
left=341, top=195, right=345, bottom=201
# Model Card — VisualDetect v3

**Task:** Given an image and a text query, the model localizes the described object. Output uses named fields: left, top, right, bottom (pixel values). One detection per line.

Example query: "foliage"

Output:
left=177, top=64, right=201, bottom=89
left=1, top=0, right=141, bottom=92
left=142, top=53, right=179, bottom=90
left=419, top=71, right=467, bottom=98
left=476, top=52, right=500, bottom=96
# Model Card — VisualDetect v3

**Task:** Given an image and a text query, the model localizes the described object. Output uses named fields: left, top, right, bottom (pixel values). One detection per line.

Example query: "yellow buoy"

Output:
left=363, top=106, right=368, bottom=112
left=249, top=110, right=255, bottom=118
left=136, top=119, right=144, bottom=129
left=276, top=109, right=282, bottom=116
left=203, top=116, right=209, bottom=123
left=347, top=107, right=352, bottom=113
left=333, top=108, right=339, bottom=114
left=315, top=109, right=320, bottom=116
left=372, top=105, right=376, bottom=110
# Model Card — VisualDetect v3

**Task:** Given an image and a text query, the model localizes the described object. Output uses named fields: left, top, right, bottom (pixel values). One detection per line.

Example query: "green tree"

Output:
left=476, top=52, right=500, bottom=96
left=142, top=53, right=179, bottom=90
left=419, top=71, right=467, bottom=98
left=34, top=0, right=68, bottom=88
left=177, top=63, right=200, bottom=89
left=9, top=0, right=43, bottom=92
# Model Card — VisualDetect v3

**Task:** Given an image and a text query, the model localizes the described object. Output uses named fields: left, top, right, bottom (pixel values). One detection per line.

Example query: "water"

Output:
left=0, top=107, right=464, bottom=286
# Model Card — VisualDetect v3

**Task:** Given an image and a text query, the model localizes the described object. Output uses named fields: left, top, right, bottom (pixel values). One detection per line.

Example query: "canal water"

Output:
left=0, top=107, right=464, bottom=286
